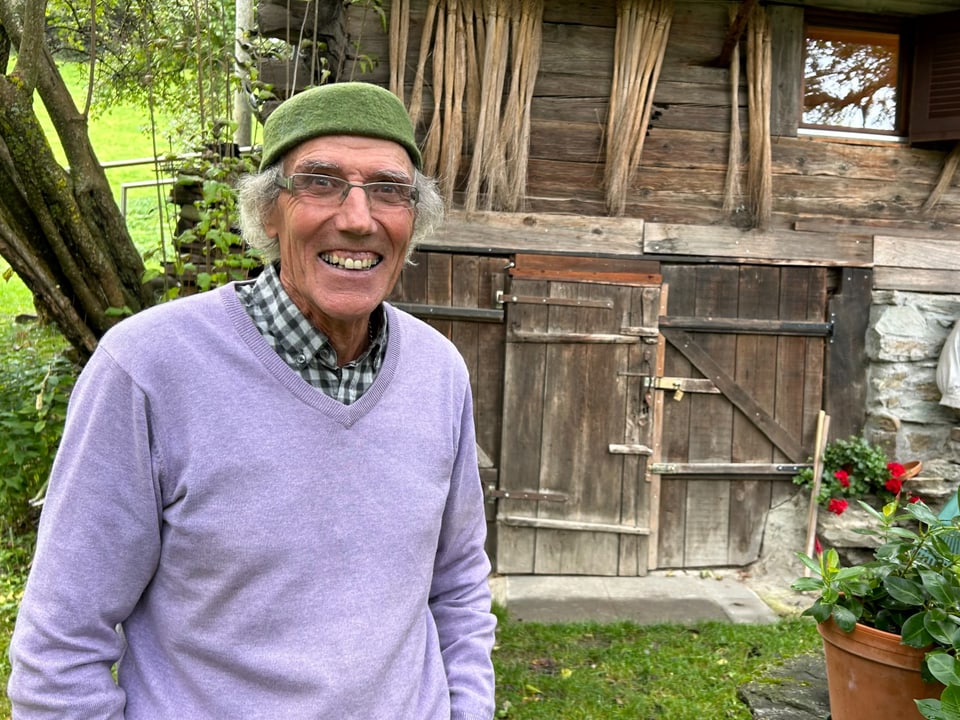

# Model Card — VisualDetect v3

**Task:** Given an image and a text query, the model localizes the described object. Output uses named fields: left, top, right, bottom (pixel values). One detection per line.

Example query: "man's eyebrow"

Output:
left=295, top=159, right=339, bottom=174
left=294, top=159, right=412, bottom=184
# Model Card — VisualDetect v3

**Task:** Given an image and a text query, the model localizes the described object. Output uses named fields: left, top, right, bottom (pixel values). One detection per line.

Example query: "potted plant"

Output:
left=793, top=435, right=920, bottom=515
left=792, top=497, right=960, bottom=720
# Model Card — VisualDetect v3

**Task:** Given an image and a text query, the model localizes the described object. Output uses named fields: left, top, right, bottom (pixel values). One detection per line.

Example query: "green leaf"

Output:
left=915, top=698, right=947, bottom=720
left=902, top=612, right=935, bottom=648
left=791, top=577, right=822, bottom=592
left=925, top=651, right=960, bottom=687
left=885, top=575, right=926, bottom=605
left=907, top=502, right=943, bottom=526
left=924, top=608, right=960, bottom=647
left=803, top=599, right=833, bottom=623
left=920, top=569, right=955, bottom=605
left=832, top=604, right=859, bottom=632
left=940, top=685, right=960, bottom=720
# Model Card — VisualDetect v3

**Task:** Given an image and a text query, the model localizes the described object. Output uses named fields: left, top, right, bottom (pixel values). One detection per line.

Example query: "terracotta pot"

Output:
left=818, top=617, right=944, bottom=720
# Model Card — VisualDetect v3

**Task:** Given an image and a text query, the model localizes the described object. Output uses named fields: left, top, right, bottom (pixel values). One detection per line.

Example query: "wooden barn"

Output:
left=252, top=0, right=960, bottom=577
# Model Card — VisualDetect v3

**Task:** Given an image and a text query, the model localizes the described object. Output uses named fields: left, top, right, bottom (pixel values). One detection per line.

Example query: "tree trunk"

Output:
left=0, top=0, right=154, bottom=363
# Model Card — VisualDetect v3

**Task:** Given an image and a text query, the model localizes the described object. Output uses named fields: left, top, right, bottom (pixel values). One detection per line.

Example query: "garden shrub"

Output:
left=0, top=322, right=76, bottom=534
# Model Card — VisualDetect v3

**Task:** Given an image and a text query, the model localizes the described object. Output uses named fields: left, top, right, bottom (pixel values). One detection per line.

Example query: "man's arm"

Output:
left=8, top=350, right=161, bottom=718
left=429, top=388, right=497, bottom=720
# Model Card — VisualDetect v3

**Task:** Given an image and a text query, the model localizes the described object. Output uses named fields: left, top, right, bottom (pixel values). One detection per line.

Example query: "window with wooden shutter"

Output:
left=909, top=10, right=960, bottom=143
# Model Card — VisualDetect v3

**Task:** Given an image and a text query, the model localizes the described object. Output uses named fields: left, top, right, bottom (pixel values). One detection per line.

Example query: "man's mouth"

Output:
left=320, top=252, right=381, bottom=270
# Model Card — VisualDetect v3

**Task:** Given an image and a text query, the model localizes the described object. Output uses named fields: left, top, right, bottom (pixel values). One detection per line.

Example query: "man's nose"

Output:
left=334, top=185, right=378, bottom=231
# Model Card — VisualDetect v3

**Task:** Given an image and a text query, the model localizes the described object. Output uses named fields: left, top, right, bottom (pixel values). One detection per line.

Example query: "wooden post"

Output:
left=803, top=410, right=830, bottom=575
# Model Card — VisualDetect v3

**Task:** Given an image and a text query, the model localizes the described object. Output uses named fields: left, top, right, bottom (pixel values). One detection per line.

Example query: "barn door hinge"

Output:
left=486, top=487, right=569, bottom=503
left=495, top=291, right=613, bottom=310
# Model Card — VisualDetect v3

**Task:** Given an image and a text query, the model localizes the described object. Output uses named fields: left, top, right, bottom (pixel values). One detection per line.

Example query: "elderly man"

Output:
left=8, top=82, right=496, bottom=719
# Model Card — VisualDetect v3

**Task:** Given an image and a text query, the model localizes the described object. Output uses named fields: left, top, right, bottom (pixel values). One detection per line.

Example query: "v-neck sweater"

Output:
left=8, top=284, right=496, bottom=719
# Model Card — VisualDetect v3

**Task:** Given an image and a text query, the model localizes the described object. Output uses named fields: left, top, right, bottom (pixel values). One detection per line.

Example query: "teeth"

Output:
left=321, top=252, right=380, bottom=270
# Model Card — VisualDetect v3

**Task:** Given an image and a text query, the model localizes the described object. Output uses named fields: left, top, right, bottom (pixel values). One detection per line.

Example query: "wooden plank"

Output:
left=874, top=235, right=960, bottom=270
left=662, top=328, right=807, bottom=463
left=825, top=269, right=872, bottom=440
left=425, top=211, right=646, bottom=257
left=425, top=253, right=453, bottom=338
left=658, top=267, right=696, bottom=567
left=619, top=284, right=659, bottom=575
left=507, top=330, right=640, bottom=344
left=500, top=516, right=650, bottom=536
left=769, top=5, right=804, bottom=138
left=511, top=253, right=661, bottom=284
left=475, top=258, right=507, bottom=465
left=660, top=316, right=832, bottom=336
left=647, top=287, right=669, bottom=570
left=496, top=279, right=550, bottom=573
left=772, top=268, right=823, bottom=505
left=682, top=266, right=738, bottom=567
left=729, top=266, right=778, bottom=565
left=873, top=266, right=960, bottom=293
left=644, top=223, right=873, bottom=266
left=534, top=281, right=624, bottom=574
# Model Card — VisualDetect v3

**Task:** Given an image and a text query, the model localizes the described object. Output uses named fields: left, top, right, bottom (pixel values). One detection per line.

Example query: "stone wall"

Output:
left=864, top=290, right=960, bottom=513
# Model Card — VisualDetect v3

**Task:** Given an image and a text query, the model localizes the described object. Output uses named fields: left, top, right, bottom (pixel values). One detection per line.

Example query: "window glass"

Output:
left=803, top=26, right=900, bottom=133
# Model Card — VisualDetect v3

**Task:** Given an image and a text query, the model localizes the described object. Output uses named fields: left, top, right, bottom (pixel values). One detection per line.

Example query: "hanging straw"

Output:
left=408, top=0, right=441, bottom=132
left=464, top=0, right=511, bottom=212
left=388, top=0, right=410, bottom=101
left=604, top=0, right=673, bottom=217
left=722, top=5, right=743, bottom=217
left=746, top=4, right=772, bottom=229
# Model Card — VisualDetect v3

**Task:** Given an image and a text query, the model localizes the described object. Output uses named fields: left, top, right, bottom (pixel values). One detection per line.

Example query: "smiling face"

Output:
left=264, top=134, right=416, bottom=362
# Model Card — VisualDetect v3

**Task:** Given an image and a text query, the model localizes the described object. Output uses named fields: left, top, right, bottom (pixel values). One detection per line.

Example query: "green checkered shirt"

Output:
left=235, top=264, right=386, bottom=405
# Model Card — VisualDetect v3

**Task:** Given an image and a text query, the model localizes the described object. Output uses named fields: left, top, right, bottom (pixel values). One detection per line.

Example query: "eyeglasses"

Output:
left=276, top=173, right=419, bottom=210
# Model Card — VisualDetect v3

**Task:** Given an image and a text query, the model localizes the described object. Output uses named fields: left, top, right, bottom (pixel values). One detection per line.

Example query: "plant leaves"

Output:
left=832, top=604, right=858, bottom=632
left=925, top=651, right=960, bottom=687
left=902, top=612, right=935, bottom=648
left=885, top=575, right=926, bottom=605
left=939, top=685, right=960, bottom=720
left=920, top=569, right=955, bottom=605
left=924, top=608, right=960, bottom=647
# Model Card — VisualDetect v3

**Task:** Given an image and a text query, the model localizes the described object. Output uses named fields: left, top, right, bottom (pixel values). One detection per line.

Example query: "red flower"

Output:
left=908, top=495, right=922, bottom=504
left=814, top=537, right=823, bottom=555
left=834, top=469, right=850, bottom=488
left=827, top=498, right=849, bottom=515
left=887, top=462, right=905, bottom=479
left=885, top=477, right=903, bottom=495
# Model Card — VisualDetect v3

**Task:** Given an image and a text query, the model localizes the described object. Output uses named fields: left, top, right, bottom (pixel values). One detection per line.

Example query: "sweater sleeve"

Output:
left=429, top=385, right=497, bottom=720
left=7, top=348, right=163, bottom=719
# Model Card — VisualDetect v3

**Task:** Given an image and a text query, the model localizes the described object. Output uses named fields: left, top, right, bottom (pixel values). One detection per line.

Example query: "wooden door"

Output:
left=495, top=255, right=663, bottom=576
left=654, top=263, right=834, bottom=568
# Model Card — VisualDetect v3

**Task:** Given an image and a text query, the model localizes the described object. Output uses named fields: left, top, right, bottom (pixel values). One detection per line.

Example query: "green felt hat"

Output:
left=259, top=82, right=422, bottom=171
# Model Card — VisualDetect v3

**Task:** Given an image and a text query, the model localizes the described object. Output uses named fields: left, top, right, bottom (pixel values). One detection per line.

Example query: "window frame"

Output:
left=800, top=9, right=913, bottom=139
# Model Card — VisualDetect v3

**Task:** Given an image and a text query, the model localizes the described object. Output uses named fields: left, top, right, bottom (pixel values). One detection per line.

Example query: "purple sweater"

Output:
left=8, top=285, right=496, bottom=719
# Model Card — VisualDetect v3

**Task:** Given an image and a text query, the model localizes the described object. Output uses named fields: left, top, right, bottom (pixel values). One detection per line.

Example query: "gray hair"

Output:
left=237, top=163, right=444, bottom=265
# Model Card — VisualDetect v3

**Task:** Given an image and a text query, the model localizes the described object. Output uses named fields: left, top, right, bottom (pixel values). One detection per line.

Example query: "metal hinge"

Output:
left=496, top=291, right=613, bottom=310
left=486, top=488, right=568, bottom=502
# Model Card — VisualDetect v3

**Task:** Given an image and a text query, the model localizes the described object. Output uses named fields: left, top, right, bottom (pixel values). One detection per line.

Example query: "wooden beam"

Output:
left=661, top=328, right=807, bottom=462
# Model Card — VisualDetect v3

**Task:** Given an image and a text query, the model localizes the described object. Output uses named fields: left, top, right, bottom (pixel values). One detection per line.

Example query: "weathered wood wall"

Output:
left=258, top=0, right=960, bottom=573
left=342, top=0, right=960, bottom=290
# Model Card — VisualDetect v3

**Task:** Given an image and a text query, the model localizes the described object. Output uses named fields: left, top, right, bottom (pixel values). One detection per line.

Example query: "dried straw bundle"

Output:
left=390, top=0, right=542, bottom=209
left=746, top=5, right=772, bottom=228
left=388, top=0, right=410, bottom=101
left=604, top=0, right=673, bottom=217
left=721, top=6, right=742, bottom=217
